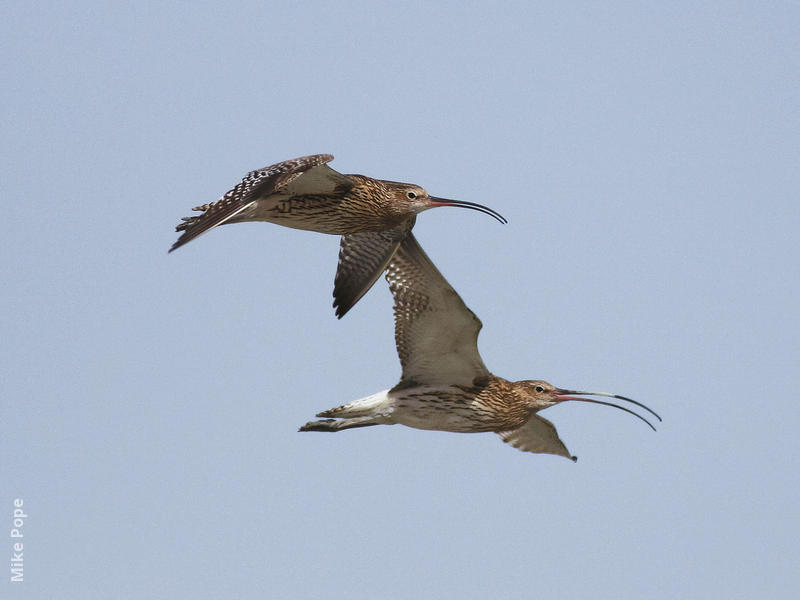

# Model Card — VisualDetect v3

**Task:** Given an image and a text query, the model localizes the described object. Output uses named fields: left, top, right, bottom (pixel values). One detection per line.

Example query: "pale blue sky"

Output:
left=2, top=2, right=798, bottom=599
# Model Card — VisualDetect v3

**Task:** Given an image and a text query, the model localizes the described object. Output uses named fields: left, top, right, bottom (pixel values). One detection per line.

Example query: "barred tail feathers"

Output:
left=315, top=389, right=392, bottom=418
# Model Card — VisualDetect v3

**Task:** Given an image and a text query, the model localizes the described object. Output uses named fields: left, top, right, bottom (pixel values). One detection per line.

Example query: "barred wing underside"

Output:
left=385, top=234, right=490, bottom=387
left=499, top=416, right=577, bottom=461
left=333, top=218, right=415, bottom=318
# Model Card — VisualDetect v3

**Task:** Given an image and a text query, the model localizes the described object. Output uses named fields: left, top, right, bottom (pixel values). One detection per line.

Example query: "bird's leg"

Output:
left=298, top=416, right=386, bottom=432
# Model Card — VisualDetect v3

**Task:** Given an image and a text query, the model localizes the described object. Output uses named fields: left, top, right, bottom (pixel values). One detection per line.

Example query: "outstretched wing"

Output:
left=385, top=233, right=490, bottom=387
left=169, top=154, right=336, bottom=252
left=498, top=416, right=577, bottom=461
left=333, top=218, right=415, bottom=319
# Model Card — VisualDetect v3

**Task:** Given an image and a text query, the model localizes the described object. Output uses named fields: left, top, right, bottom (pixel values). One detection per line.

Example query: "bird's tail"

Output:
left=175, top=215, right=201, bottom=232
left=314, top=389, right=391, bottom=418
left=299, top=416, right=385, bottom=432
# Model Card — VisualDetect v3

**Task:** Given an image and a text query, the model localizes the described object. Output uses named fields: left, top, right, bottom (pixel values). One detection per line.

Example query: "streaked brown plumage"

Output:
left=169, top=154, right=506, bottom=317
left=300, top=234, right=661, bottom=460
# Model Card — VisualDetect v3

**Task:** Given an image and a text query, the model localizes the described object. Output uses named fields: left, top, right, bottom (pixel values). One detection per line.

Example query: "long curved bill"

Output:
left=428, top=197, right=508, bottom=224
left=555, top=389, right=661, bottom=431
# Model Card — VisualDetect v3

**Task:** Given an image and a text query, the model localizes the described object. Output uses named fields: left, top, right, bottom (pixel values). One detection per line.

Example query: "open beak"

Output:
left=554, top=389, right=662, bottom=431
left=428, top=196, right=508, bottom=224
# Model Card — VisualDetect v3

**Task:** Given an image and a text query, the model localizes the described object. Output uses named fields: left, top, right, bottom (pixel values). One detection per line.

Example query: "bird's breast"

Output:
left=388, top=386, right=530, bottom=433
left=245, top=190, right=402, bottom=234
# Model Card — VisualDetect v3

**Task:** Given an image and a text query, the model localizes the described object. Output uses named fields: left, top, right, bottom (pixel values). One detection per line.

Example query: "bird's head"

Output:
left=383, top=181, right=507, bottom=224
left=519, top=380, right=662, bottom=431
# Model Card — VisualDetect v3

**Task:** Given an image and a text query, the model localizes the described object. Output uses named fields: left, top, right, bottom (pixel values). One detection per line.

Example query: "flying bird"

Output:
left=300, top=234, right=660, bottom=460
left=170, top=154, right=506, bottom=317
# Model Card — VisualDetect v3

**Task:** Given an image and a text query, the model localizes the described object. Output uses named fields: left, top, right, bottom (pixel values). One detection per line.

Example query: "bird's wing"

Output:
left=333, top=218, right=415, bottom=319
left=498, top=416, right=577, bottom=461
left=385, top=233, right=490, bottom=387
left=169, top=154, right=340, bottom=252
left=279, top=162, right=351, bottom=196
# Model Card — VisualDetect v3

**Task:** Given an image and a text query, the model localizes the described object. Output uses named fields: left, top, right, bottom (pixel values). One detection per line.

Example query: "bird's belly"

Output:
left=244, top=195, right=394, bottom=234
left=393, top=410, right=483, bottom=433
left=388, top=388, right=496, bottom=433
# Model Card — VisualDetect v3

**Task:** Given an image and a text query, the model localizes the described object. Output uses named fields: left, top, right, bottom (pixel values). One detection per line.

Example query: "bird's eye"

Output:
left=406, top=191, right=417, bottom=199
left=535, top=385, right=545, bottom=393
